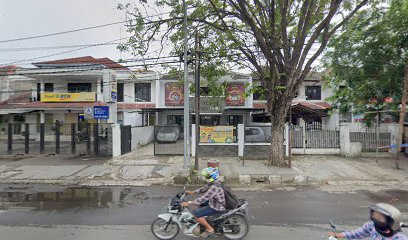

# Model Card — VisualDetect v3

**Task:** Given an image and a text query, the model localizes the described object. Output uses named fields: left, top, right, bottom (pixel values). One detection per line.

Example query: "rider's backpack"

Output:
left=215, top=183, right=240, bottom=210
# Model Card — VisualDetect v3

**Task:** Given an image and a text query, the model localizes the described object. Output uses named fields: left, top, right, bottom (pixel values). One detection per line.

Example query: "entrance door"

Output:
left=200, top=115, right=220, bottom=125
left=121, top=125, right=132, bottom=154
left=227, top=115, right=243, bottom=126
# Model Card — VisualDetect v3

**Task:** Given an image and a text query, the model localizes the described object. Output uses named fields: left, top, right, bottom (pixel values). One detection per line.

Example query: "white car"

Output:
left=156, top=125, right=181, bottom=143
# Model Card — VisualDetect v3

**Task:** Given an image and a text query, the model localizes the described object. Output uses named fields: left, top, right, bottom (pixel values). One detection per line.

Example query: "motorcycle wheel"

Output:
left=223, top=214, right=249, bottom=240
left=151, top=218, right=180, bottom=240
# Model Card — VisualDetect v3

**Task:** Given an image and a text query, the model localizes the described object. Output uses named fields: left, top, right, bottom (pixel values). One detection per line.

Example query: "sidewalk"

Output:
left=0, top=149, right=407, bottom=190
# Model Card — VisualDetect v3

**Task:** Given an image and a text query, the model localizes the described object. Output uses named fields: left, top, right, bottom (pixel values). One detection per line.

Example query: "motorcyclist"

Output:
left=181, top=167, right=226, bottom=237
left=328, top=203, right=407, bottom=239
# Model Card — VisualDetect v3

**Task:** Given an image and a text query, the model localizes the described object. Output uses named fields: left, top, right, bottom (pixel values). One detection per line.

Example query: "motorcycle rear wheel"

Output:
left=222, top=214, right=249, bottom=240
left=151, top=218, right=180, bottom=240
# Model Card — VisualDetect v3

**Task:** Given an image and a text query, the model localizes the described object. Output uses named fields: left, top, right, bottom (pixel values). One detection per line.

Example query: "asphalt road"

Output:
left=0, top=185, right=408, bottom=239
left=0, top=185, right=407, bottom=226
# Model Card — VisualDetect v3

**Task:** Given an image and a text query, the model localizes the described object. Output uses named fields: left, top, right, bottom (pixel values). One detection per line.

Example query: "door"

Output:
left=121, top=125, right=132, bottom=155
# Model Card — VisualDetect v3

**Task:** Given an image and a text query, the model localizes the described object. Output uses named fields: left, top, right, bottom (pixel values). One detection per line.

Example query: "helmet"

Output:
left=201, top=167, right=219, bottom=183
left=370, top=203, right=403, bottom=236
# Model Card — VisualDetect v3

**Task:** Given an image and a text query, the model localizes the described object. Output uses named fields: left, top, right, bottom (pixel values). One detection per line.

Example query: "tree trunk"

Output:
left=268, top=101, right=291, bottom=167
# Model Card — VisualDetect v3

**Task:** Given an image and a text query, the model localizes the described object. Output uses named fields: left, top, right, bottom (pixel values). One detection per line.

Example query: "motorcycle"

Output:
left=151, top=186, right=250, bottom=240
left=328, top=220, right=408, bottom=239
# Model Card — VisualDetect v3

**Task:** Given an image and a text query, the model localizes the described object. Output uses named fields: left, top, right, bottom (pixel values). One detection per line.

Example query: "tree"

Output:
left=324, top=0, right=408, bottom=122
left=119, top=0, right=369, bottom=167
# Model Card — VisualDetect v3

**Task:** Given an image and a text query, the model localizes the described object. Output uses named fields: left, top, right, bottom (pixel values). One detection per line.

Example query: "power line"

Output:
left=0, top=10, right=176, bottom=45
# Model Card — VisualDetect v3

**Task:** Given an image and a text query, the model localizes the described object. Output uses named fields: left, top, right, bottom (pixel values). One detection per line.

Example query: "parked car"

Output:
left=156, top=125, right=181, bottom=143
left=245, top=126, right=272, bottom=143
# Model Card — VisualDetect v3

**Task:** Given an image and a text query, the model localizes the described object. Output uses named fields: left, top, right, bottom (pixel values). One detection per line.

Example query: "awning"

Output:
left=0, top=109, right=34, bottom=114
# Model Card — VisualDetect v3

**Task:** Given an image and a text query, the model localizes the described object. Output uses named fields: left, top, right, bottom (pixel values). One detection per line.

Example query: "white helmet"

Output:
left=370, top=203, right=403, bottom=236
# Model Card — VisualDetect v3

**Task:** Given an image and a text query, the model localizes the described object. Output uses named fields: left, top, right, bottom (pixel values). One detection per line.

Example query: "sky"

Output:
left=0, top=0, right=133, bottom=67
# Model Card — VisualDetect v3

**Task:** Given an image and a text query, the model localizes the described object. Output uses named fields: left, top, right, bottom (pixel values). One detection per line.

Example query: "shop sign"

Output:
left=199, top=126, right=234, bottom=143
left=41, top=92, right=96, bottom=102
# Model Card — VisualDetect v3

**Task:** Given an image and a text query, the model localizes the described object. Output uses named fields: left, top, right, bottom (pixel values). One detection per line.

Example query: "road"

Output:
left=0, top=184, right=407, bottom=239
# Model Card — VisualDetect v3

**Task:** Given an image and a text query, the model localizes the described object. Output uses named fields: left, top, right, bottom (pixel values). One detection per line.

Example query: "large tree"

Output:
left=324, top=0, right=408, bottom=122
left=119, top=0, right=369, bottom=167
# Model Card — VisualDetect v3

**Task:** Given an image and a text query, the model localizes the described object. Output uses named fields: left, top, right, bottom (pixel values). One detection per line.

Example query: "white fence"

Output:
left=131, top=126, right=154, bottom=151
left=291, top=123, right=340, bottom=149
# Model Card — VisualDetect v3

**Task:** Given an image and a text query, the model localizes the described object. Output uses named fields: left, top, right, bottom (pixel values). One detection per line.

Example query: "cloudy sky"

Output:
left=0, top=0, right=134, bottom=67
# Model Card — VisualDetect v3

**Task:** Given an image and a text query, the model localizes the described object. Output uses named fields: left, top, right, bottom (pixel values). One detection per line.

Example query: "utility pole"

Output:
left=182, top=0, right=190, bottom=170
left=194, top=32, right=201, bottom=171
left=397, top=62, right=408, bottom=169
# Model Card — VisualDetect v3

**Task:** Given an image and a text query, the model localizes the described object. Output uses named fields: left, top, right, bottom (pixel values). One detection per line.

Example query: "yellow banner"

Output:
left=41, top=92, right=96, bottom=102
left=200, top=126, right=234, bottom=143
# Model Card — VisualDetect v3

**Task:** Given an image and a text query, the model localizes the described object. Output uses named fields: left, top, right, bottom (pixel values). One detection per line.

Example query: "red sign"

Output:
left=165, top=83, right=184, bottom=106
left=226, top=83, right=245, bottom=106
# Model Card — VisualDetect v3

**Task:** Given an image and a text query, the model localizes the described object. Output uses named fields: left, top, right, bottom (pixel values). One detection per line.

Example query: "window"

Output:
left=117, top=83, right=124, bottom=102
left=44, top=83, right=54, bottom=92
left=167, top=115, right=183, bottom=126
left=68, top=83, right=92, bottom=93
left=305, top=86, right=321, bottom=100
left=200, top=87, right=210, bottom=96
left=135, top=83, right=151, bottom=102
left=253, top=87, right=265, bottom=101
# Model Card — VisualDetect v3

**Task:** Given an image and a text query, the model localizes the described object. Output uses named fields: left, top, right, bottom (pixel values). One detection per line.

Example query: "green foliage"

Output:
left=324, top=0, right=408, bottom=118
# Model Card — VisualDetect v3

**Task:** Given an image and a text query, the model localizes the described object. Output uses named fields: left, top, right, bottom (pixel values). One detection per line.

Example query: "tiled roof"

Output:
left=34, top=56, right=129, bottom=71
left=0, top=99, right=107, bottom=110
left=0, top=65, right=18, bottom=75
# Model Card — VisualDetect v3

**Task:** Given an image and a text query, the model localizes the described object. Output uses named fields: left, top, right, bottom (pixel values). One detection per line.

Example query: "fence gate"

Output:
left=154, top=125, right=184, bottom=155
left=121, top=125, right=132, bottom=155
left=291, top=123, right=340, bottom=150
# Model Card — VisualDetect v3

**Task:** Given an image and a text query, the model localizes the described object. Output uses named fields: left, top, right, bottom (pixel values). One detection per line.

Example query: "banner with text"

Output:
left=200, top=126, right=234, bottom=143
left=226, top=83, right=245, bottom=106
left=41, top=92, right=96, bottom=102
left=165, top=83, right=184, bottom=106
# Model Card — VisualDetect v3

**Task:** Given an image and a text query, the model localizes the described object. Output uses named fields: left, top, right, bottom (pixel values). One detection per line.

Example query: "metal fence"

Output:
left=0, top=123, right=111, bottom=156
left=154, top=125, right=184, bottom=155
left=350, top=128, right=391, bottom=152
left=291, top=123, right=340, bottom=149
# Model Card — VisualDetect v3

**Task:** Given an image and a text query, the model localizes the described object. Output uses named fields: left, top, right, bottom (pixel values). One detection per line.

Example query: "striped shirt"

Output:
left=342, top=221, right=408, bottom=240
left=193, top=182, right=226, bottom=212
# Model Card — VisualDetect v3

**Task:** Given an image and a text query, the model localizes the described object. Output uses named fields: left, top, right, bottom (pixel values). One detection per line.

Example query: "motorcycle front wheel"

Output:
left=151, top=218, right=180, bottom=240
left=222, top=214, right=249, bottom=240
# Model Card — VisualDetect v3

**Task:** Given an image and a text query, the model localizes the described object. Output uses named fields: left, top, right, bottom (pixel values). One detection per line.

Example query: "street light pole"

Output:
left=194, top=32, right=201, bottom=171
left=182, top=0, right=190, bottom=170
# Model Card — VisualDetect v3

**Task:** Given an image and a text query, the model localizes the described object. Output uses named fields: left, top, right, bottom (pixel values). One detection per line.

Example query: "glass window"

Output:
left=117, top=83, right=124, bottom=102
left=68, top=83, right=92, bottom=93
left=253, top=87, right=265, bottom=101
left=44, top=83, right=54, bottom=92
left=305, top=86, right=321, bottom=100
left=135, top=83, right=151, bottom=102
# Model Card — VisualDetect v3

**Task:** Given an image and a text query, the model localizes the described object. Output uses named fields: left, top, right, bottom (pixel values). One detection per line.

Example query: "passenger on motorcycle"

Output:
left=181, top=167, right=226, bottom=238
left=328, top=203, right=407, bottom=239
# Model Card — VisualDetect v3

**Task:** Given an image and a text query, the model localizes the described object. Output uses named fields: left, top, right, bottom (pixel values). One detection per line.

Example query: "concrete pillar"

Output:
left=238, top=124, right=244, bottom=157
left=96, top=77, right=103, bottom=101
left=340, top=124, right=350, bottom=157
left=299, top=118, right=306, bottom=153
left=155, top=77, right=160, bottom=107
left=111, top=124, right=121, bottom=157
left=191, top=124, right=196, bottom=157
left=40, top=111, right=45, bottom=124
left=285, top=123, right=290, bottom=157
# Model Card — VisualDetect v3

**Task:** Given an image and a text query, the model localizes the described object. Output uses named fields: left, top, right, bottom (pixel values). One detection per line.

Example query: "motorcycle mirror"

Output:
left=329, top=220, right=336, bottom=230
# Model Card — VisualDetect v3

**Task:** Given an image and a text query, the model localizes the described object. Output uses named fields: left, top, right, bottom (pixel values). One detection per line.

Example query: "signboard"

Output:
left=199, top=126, right=234, bottom=143
left=83, top=106, right=94, bottom=119
left=94, top=106, right=109, bottom=119
left=109, top=74, right=117, bottom=102
left=190, top=97, right=225, bottom=113
left=165, top=83, right=184, bottom=106
left=226, top=83, right=245, bottom=106
left=41, top=92, right=96, bottom=102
